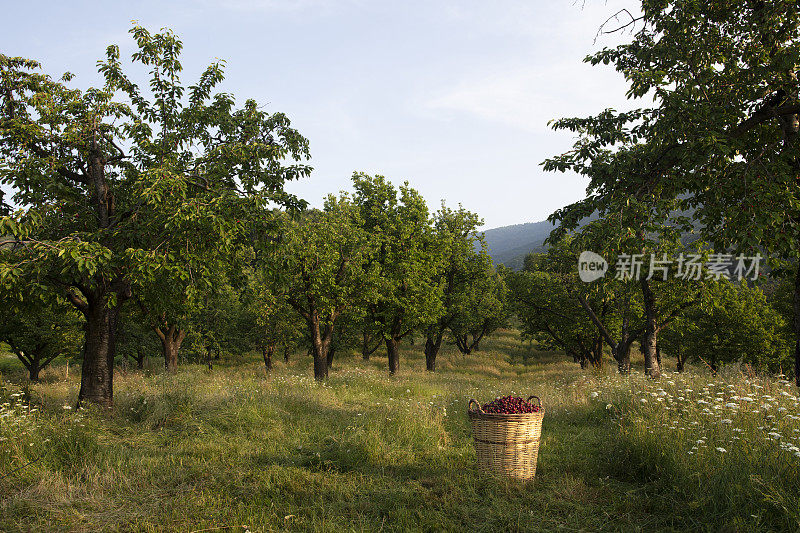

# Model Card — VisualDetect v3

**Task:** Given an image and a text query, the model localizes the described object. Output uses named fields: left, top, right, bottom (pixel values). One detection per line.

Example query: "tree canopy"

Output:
left=541, top=0, right=800, bottom=380
left=0, top=25, right=310, bottom=405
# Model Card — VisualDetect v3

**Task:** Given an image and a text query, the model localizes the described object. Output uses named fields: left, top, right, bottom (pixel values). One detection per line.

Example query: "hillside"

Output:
left=482, top=206, right=700, bottom=269
left=481, top=220, right=555, bottom=269
left=482, top=210, right=600, bottom=269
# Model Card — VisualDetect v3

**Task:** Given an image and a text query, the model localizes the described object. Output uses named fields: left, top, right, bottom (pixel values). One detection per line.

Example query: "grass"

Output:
left=1, top=330, right=798, bottom=532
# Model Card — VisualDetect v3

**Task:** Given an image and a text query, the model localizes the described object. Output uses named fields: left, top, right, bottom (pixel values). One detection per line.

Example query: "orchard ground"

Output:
left=1, top=330, right=799, bottom=532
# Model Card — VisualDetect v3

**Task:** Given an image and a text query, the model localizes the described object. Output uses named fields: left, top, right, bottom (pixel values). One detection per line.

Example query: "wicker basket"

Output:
left=467, top=396, right=544, bottom=481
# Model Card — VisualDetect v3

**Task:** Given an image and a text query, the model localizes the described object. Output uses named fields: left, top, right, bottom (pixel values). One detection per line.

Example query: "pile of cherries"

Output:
left=480, top=395, right=540, bottom=414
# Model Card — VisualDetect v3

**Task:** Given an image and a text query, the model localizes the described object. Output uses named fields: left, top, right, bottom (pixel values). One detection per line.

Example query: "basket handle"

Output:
left=527, top=395, right=543, bottom=410
left=468, top=399, right=483, bottom=413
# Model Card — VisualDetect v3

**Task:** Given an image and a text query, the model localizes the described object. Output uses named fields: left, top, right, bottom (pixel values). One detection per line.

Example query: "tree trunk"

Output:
left=386, top=337, right=400, bottom=374
left=472, top=330, right=486, bottom=353
left=307, top=314, right=331, bottom=381
left=155, top=325, right=186, bottom=374
left=362, top=331, right=370, bottom=361
left=263, top=344, right=274, bottom=373
left=591, top=333, right=604, bottom=369
left=676, top=352, right=685, bottom=373
left=361, top=330, right=381, bottom=360
left=153, top=323, right=186, bottom=373
left=794, top=261, right=800, bottom=387
left=640, top=278, right=662, bottom=378
left=326, top=343, right=336, bottom=370
left=283, top=344, right=290, bottom=363
left=576, top=293, right=630, bottom=373
left=72, top=144, right=128, bottom=407
left=12, top=343, right=46, bottom=382
left=617, top=343, right=631, bottom=373
left=310, top=325, right=328, bottom=380
left=135, top=348, right=145, bottom=370
left=78, top=301, right=120, bottom=407
left=163, top=340, right=178, bottom=373
left=454, top=334, right=472, bottom=355
left=615, top=315, right=632, bottom=373
left=424, top=333, right=443, bottom=372
left=656, top=341, right=662, bottom=368
left=312, top=353, right=328, bottom=380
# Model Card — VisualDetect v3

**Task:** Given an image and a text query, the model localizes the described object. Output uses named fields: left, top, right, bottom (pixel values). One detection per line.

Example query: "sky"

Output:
left=1, top=0, right=640, bottom=229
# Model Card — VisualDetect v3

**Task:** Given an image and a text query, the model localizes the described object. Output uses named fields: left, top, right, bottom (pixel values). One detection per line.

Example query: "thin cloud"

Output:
left=425, top=63, right=631, bottom=133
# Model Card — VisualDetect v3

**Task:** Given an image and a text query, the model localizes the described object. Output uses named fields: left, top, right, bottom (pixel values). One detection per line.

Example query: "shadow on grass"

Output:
left=234, top=399, right=681, bottom=531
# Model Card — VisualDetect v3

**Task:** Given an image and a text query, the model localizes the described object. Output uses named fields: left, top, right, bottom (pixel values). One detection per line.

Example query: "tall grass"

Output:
left=593, top=368, right=800, bottom=530
left=1, top=331, right=798, bottom=531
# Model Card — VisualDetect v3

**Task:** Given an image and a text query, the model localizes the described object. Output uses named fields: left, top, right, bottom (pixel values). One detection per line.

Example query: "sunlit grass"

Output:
left=1, top=331, right=798, bottom=531
left=589, top=368, right=800, bottom=530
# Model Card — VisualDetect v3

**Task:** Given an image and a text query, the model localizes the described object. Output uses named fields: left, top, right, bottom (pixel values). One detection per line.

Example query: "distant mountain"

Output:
left=481, top=219, right=556, bottom=270
left=483, top=204, right=699, bottom=270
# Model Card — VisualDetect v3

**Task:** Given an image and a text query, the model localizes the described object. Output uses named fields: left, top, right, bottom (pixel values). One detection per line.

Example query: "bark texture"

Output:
left=386, top=337, right=400, bottom=375
left=263, top=344, right=274, bottom=373
left=154, top=324, right=186, bottom=373
left=795, top=262, right=800, bottom=386
left=78, top=298, right=123, bottom=407
left=424, top=333, right=443, bottom=372
left=640, top=278, right=662, bottom=378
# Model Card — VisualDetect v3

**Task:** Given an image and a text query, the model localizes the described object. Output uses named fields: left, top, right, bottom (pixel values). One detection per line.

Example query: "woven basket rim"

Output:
left=468, top=409, right=544, bottom=421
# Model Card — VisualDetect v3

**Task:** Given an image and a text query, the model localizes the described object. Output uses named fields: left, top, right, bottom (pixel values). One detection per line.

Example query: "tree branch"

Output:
left=574, top=293, right=617, bottom=348
left=66, top=289, right=89, bottom=315
left=730, top=103, right=800, bottom=139
left=596, top=9, right=644, bottom=42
